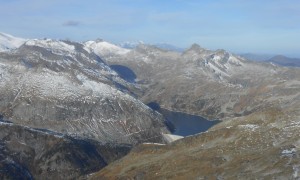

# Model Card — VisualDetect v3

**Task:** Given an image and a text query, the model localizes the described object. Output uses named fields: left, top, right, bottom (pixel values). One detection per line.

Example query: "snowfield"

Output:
left=0, top=32, right=27, bottom=52
left=84, top=40, right=130, bottom=57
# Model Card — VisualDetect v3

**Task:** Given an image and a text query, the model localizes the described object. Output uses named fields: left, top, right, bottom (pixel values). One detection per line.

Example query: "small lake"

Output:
left=147, top=102, right=221, bottom=136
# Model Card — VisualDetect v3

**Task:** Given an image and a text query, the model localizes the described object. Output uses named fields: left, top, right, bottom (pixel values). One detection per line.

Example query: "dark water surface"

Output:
left=147, top=102, right=221, bottom=136
left=160, top=109, right=221, bottom=136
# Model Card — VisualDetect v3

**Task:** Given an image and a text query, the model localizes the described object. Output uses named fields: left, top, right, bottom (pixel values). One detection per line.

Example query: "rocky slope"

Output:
left=0, top=34, right=171, bottom=179
left=93, top=43, right=300, bottom=120
left=91, top=107, right=300, bottom=179
left=1, top=33, right=299, bottom=179
left=0, top=37, right=169, bottom=145
left=0, top=119, right=131, bottom=179
left=88, top=42, right=300, bottom=179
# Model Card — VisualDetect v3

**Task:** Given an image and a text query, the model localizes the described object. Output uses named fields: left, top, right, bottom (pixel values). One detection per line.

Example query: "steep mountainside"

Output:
left=90, top=42, right=300, bottom=179
left=92, top=107, right=300, bottom=179
left=0, top=38, right=169, bottom=145
left=95, top=43, right=300, bottom=120
left=1, top=33, right=299, bottom=179
left=0, top=120, right=131, bottom=179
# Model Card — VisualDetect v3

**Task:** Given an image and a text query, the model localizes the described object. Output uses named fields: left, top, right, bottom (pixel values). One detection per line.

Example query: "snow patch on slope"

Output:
left=25, top=39, right=75, bottom=55
left=238, top=124, right=259, bottom=131
left=84, top=40, right=130, bottom=57
left=76, top=73, right=121, bottom=98
left=0, top=32, right=27, bottom=52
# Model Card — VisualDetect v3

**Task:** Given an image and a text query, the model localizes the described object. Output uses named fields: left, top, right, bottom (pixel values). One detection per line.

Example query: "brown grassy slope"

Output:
left=90, top=108, right=300, bottom=179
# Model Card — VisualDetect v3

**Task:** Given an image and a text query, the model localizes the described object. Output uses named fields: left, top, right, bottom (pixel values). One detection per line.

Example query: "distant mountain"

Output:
left=119, top=41, right=184, bottom=52
left=153, top=43, right=185, bottom=52
left=267, top=55, right=300, bottom=67
left=0, top=32, right=26, bottom=52
left=119, top=41, right=144, bottom=49
left=84, top=39, right=130, bottom=57
left=239, top=53, right=274, bottom=61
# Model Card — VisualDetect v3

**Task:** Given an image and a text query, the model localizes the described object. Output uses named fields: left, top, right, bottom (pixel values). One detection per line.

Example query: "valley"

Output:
left=0, top=32, right=299, bottom=179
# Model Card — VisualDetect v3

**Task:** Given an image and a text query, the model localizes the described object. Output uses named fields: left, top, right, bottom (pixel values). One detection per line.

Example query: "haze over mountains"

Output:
left=267, top=55, right=300, bottom=67
left=240, top=53, right=300, bottom=67
left=0, top=32, right=299, bottom=179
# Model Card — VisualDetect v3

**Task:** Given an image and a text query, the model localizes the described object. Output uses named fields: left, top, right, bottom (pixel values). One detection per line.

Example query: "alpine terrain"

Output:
left=0, top=33, right=169, bottom=179
left=87, top=41, right=300, bottom=179
left=0, top=32, right=299, bottom=179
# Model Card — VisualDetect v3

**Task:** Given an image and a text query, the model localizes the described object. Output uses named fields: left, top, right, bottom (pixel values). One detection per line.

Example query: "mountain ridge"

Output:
left=0, top=36, right=169, bottom=145
left=1, top=32, right=299, bottom=179
left=0, top=32, right=27, bottom=52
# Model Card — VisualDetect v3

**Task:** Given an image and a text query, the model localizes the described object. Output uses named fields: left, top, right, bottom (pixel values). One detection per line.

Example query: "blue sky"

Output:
left=0, top=0, right=299, bottom=56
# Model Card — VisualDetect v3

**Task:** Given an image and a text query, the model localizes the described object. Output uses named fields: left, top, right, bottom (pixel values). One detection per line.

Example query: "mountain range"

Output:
left=267, top=55, right=300, bottom=67
left=0, top=32, right=169, bottom=178
left=240, top=53, right=300, bottom=67
left=0, top=32, right=299, bottom=179
left=84, top=36, right=300, bottom=179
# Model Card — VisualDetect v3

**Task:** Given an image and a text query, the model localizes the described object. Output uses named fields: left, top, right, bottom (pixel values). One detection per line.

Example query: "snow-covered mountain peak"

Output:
left=25, top=39, right=75, bottom=54
left=84, top=40, right=130, bottom=57
left=0, top=32, right=27, bottom=52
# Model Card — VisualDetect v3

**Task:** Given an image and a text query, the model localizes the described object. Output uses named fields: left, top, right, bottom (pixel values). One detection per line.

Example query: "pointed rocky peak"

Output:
left=215, top=49, right=228, bottom=55
left=209, top=51, right=244, bottom=67
left=190, top=43, right=202, bottom=49
left=210, top=49, right=230, bottom=61
left=183, top=43, right=209, bottom=55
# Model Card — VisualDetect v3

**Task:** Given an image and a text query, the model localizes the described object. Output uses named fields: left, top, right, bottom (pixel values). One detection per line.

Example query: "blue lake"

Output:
left=147, top=102, right=221, bottom=136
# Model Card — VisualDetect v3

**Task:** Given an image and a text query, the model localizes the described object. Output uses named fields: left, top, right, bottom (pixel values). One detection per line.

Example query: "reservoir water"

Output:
left=147, top=102, right=221, bottom=136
